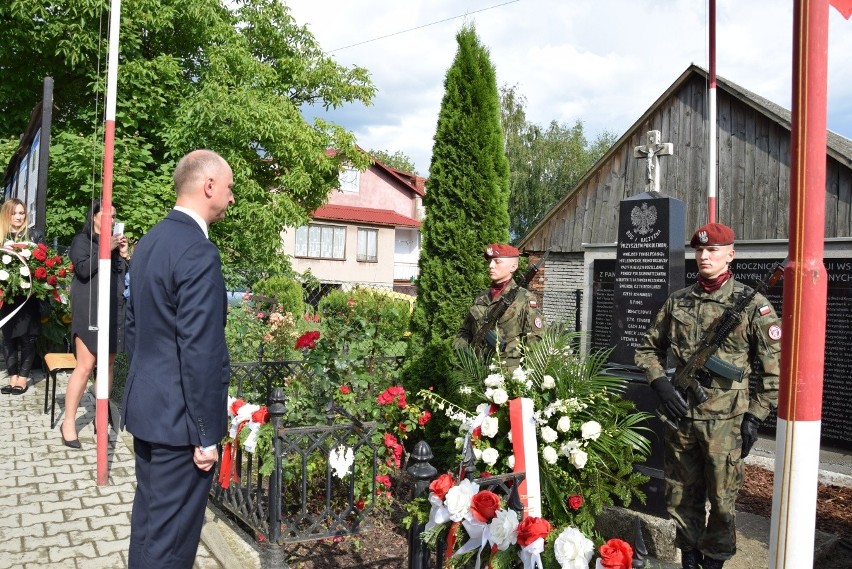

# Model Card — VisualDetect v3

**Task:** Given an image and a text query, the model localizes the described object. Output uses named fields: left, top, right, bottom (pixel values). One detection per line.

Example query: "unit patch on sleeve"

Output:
left=767, top=323, right=782, bottom=341
left=534, top=317, right=543, bottom=329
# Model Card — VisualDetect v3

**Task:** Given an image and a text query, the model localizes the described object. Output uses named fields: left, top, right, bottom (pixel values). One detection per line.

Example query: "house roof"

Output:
left=517, top=64, right=852, bottom=250
left=312, top=204, right=421, bottom=228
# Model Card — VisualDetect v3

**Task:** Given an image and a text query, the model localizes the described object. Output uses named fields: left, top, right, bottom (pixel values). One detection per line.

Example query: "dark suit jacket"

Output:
left=121, top=210, right=229, bottom=447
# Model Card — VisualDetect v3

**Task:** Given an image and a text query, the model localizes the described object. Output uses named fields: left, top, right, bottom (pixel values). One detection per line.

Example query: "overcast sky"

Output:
left=287, top=0, right=852, bottom=176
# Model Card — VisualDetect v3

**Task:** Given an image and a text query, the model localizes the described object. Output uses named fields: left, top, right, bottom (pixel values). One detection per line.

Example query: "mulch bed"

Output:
left=267, top=465, right=851, bottom=568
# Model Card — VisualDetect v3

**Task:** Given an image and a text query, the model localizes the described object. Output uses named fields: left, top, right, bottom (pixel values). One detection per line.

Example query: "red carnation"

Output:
left=58, top=268, right=67, bottom=277
left=34, top=267, right=48, bottom=280
left=567, top=494, right=583, bottom=510
left=294, top=331, right=320, bottom=350
left=33, top=248, right=47, bottom=261
left=47, top=275, right=58, bottom=286
left=45, top=258, right=56, bottom=268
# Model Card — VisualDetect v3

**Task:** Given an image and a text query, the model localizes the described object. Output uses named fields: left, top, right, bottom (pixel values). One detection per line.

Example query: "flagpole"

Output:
left=96, top=0, right=121, bottom=487
left=707, top=0, right=717, bottom=224
left=770, top=0, right=829, bottom=565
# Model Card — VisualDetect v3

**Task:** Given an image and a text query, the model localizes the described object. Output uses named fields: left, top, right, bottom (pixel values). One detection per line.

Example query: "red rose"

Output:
left=45, top=258, right=56, bottom=268
left=339, top=385, right=351, bottom=394
left=516, top=516, right=551, bottom=547
left=34, top=267, right=48, bottom=280
left=428, top=473, right=455, bottom=501
left=567, top=494, right=583, bottom=510
left=251, top=407, right=269, bottom=424
left=375, top=474, right=392, bottom=488
left=398, top=423, right=407, bottom=433
left=58, top=268, right=67, bottom=277
left=33, top=248, right=47, bottom=261
left=356, top=499, right=366, bottom=511
left=37, top=243, right=48, bottom=251
left=598, top=538, right=633, bottom=569
left=294, top=331, right=320, bottom=350
left=52, top=254, right=61, bottom=263
left=418, top=410, right=432, bottom=426
left=47, top=275, right=58, bottom=286
left=470, top=490, right=501, bottom=523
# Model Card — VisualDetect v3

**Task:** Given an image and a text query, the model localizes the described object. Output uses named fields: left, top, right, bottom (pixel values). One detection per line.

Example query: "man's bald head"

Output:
left=173, top=149, right=234, bottom=224
left=174, top=150, right=229, bottom=196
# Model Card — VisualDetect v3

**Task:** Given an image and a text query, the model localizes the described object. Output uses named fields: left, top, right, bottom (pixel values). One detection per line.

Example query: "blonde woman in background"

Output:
left=0, top=198, right=44, bottom=395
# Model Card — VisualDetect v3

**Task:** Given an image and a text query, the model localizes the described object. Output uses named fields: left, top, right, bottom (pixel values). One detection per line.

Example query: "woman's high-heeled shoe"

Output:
left=60, top=425, right=81, bottom=449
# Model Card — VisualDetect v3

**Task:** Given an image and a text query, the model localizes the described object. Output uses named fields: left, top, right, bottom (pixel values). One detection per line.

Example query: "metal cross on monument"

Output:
left=633, top=130, right=674, bottom=193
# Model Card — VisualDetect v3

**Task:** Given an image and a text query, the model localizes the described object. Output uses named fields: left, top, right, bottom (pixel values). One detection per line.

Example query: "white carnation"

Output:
left=553, top=526, right=595, bottom=569
left=481, top=447, right=499, bottom=467
left=445, top=479, right=479, bottom=522
left=19, top=249, right=30, bottom=258
left=557, top=416, right=571, bottom=433
left=581, top=420, right=602, bottom=441
left=19, top=265, right=29, bottom=276
left=560, top=440, right=580, bottom=456
left=1, top=255, right=10, bottom=265
left=541, top=374, right=556, bottom=389
left=484, top=373, right=505, bottom=388
left=491, top=388, right=508, bottom=405
left=511, top=366, right=527, bottom=383
left=569, top=448, right=588, bottom=469
left=0, top=270, right=8, bottom=281
left=20, top=281, right=30, bottom=289
left=481, top=416, right=499, bottom=438
left=488, top=509, right=519, bottom=551
left=540, top=426, right=558, bottom=443
left=542, top=445, right=559, bottom=464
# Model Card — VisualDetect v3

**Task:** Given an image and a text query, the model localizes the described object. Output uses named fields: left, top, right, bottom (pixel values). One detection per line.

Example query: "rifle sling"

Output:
left=472, top=286, right=521, bottom=348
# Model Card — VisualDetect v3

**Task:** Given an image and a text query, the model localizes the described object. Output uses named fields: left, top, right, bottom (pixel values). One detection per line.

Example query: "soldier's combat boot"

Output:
left=701, top=557, right=725, bottom=569
left=680, top=549, right=702, bottom=569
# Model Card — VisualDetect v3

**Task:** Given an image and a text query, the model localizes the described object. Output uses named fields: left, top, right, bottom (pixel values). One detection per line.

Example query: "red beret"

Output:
left=484, top=243, right=519, bottom=259
left=690, top=223, right=735, bottom=248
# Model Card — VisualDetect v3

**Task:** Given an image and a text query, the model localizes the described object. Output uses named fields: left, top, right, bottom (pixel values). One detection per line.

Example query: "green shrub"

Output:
left=253, top=275, right=305, bottom=317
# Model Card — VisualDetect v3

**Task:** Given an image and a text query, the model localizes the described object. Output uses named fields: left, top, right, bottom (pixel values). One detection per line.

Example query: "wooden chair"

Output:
left=43, top=352, right=77, bottom=429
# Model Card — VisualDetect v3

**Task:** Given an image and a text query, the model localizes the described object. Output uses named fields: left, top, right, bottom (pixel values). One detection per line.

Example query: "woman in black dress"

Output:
left=60, top=199, right=129, bottom=448
left=0, top=198, right=44, bottom=395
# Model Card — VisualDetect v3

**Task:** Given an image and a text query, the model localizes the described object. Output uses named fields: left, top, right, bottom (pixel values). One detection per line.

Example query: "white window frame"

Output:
left=338, top=166, right=360, bottom=193
left=356, top=227, right=378, bottom=262
left=295, top=223, right=346, bottom=260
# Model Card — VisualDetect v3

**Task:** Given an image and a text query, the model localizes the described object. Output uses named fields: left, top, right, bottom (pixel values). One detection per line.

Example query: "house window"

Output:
left=357, top=228, right=378, bottom=262
left=338, top=166, right=360, bottom=192
left=295, top=224, right=345, bottom=259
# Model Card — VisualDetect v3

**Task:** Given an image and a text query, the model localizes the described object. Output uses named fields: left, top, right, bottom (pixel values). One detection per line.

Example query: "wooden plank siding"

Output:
left=519, top=66, right=852, bottom=256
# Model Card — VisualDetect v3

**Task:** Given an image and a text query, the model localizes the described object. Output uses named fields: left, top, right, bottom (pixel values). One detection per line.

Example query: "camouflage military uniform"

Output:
left=454, top=280, right=544, bottom=369
left=634, top=278, right=781, bottom=561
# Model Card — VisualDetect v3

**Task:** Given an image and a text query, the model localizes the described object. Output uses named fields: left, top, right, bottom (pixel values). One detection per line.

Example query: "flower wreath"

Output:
left=218, top=397, right=271, bottom=488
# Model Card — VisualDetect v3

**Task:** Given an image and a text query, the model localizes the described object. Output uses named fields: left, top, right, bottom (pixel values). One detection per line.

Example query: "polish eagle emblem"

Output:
left=630, top=203, right=657, bottom=235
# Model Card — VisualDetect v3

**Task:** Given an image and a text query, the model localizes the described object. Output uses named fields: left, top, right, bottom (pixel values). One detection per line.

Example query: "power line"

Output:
left=327, top=0, right=520, bottom=52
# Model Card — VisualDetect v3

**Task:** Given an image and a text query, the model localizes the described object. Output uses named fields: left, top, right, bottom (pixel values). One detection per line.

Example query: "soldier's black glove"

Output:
left=650, top=377, right=688, bottom=421
left=741, top=413, right=762, bottom=458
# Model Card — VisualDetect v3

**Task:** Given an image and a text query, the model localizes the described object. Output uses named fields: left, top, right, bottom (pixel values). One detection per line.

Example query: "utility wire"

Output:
left=327, top=0, right=520, bottom=52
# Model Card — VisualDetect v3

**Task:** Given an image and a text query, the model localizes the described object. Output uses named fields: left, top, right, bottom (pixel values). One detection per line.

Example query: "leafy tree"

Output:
left=369, top=149, right=418, bottom=175
left=407, top=25, right=509, bottom=389
left=0, top=0, right=375, bottom=285
left=500, top=84, right=617, bottom=242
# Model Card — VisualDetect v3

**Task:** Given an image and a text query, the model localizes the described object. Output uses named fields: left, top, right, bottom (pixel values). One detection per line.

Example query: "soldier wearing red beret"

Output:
left=453, top=243, right=544, bottom=369
left=634, top=223, right=781, bottom=569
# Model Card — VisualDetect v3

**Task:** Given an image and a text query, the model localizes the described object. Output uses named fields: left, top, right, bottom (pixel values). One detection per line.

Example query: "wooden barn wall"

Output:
left=524, top=73, right=852, bottom=253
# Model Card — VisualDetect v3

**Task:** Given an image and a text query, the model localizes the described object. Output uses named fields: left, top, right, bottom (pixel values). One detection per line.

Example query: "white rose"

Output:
left=570, top=448, right=588, bottom=469
left=481, top=447, right=499, bottom=467
left=512, top=366, right=527, bottom=383
left=484, top=373, right=505, bottom=388
left=540, top=426, right=558, bottom=443
left=507, top=455, right=515, bottom=469
left=581, top=420, right=602, bottom=441
left=488, top=509, right=519, bottom=551
left=557, top=416, right=571, bottom=433
left=481, top=416, right=499, bottom=438
left=1, top=255, right=10, bottom=265
left=19, top=265, right=30, bottom=276
left=19, top=249, right=30, bottom=258
left=542, top=445, right=559, bottom=464
left=473, top=447, right=482, bottom=461
left=20, top=281, right=30, bottom=289
left=491, top=388, right=508, bottom=405
left=541, top=374, right=556, bottom=389
left=553, top=526, right=595, bottom=569
left=444, top=479, right=479, bottom=522
left=560, top=440, right=580, bottom=456
left=0, top=270, right=8, bottom=281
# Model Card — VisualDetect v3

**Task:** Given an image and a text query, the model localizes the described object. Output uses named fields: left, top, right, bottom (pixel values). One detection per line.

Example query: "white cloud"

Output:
left=287, top=0, right=852, bottom=175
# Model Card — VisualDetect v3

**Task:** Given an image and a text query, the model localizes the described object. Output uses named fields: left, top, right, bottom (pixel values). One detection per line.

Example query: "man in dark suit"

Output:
left=122, top=149, right=234, bottom=568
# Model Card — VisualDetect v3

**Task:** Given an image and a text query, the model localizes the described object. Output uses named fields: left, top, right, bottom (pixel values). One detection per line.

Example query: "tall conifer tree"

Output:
left=408, top=25, right=510, bottom=388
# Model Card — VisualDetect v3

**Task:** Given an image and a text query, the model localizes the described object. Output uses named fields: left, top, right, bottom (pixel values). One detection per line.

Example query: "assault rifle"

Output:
left=656, top=259, right=787, bottom=429
left=471, top=250, right=550, bottom=351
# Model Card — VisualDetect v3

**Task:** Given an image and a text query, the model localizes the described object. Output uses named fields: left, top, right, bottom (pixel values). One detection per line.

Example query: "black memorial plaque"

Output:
left=609, top=193, right=685, bottom=367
